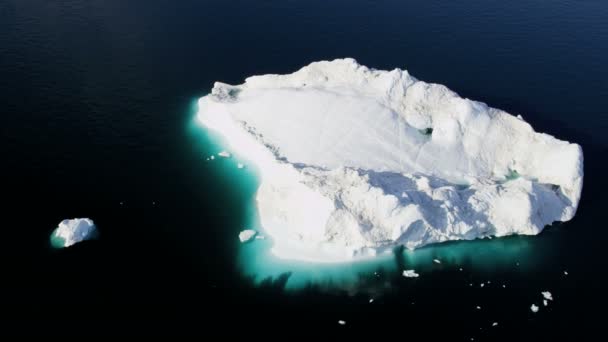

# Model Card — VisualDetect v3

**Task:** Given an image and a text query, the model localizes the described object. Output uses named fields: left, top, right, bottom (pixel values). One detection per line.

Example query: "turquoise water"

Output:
left=49, top=230, right=66, bottom=249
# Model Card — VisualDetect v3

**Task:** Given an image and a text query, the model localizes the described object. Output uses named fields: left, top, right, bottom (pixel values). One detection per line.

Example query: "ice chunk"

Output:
left=218, top=151, right=231, bottom=158
left=50, top=218, right=96, bottom=248
left=543, top=300, right=548, bottom=306
left=237, top=163, right=245, bottom=169
left=198, top=58, right=584, bottom=262
left=492, top=322, right=498, bottom=327
left=433, top=259, right=441, bottom=264
left=338, top=320, right=346, bottom=325
left=542, top=291, right=553, bottom=301
left=402, top=270, right=419, bottom=278
left=238, top=229, right=257, bottom=243
left=530, top=304, right=539, bottom=313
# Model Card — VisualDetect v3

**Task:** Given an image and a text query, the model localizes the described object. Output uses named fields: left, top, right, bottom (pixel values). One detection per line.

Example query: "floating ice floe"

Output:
left=492, top=322, right=498, bottom=327
left=543, top=300, right=548, bottom=306
left=338, top=320, right=346, bottom=325
left=198, top=58, right=583, bottom=262
left=530, top=304, right=539, bottom=313
left=433, top=259, right=442, bottom=264
left=542, top=291, right=553, bottom=301
left=50, top=218, right=96, bottom=248
left=238, top=229, right=257, bottom=243
left=402, top=270, right=419, bottom=278
left=218, top=151, right=231, bottom=158
left=237, top=163, right=245, bottom=169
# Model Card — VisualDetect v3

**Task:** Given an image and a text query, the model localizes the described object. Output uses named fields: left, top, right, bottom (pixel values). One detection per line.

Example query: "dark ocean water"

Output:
left=2, top=0, right=607, bottom=338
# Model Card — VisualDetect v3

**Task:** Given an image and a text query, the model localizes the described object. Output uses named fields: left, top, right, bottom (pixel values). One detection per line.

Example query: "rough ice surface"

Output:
left=402, top=270, right=420, bottom=278
left=198, top=58, right=584, bottom=262
left=50, top=218, right=96, bottom=248
left=542, top=291, right=553, bottom=301
left=239, top=229, right=257, bottom=243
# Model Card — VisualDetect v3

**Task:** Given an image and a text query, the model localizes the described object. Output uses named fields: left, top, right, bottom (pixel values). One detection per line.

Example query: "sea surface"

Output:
left=2, top=0, right=607, bottom=338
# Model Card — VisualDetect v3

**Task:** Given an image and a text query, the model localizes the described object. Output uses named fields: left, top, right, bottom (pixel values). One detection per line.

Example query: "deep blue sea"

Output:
left=2, top=0, right=607, bottom=338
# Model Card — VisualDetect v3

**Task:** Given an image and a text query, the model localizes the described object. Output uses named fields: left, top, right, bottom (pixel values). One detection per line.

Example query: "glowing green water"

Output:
left=49, top=230, right=66, bottom=249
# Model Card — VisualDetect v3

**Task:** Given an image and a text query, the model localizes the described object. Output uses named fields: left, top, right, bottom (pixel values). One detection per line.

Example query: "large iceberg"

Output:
left=50, top=218, right=96, bottom=248
left=198, top=59, right=583, bottom=262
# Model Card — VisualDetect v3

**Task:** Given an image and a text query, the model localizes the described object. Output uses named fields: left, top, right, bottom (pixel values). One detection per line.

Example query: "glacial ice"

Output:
left=198, top=58, right=584, bottom=262
left=50, top=218, right=96, bottom=248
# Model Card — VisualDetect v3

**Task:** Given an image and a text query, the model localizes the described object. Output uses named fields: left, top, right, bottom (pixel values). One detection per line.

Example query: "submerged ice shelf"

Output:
left=198, top=58, right=583, bottom=262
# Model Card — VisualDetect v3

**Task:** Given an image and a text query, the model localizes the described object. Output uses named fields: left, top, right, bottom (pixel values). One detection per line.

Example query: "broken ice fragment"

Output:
left=238, top=229, right=257, bottom=243
left=402, top=270, right=419, bottom=278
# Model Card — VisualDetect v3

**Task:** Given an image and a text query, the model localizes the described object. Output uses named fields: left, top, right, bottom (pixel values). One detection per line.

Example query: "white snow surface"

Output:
left=198, top=58, right=584, bottom=262
left=52, top=218, right=96, bottom=247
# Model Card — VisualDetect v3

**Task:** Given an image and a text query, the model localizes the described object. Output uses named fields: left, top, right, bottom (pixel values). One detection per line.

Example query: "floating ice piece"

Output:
left=564, top=270, right=569, bottom=275
left=237, top=163, right=245, bottom=169
left=210, top=155, right=215, bottom=160
left=531, top=304, right=539, bottom=313
left=433, top=259, right=442, bottom=264
left=542, top=291, right=553, bottom=301
left=543, top=300, right=548, bottom=306
left=402, top=270, right=419, bottom=278
left=238, top=229, right=257, bottom=243
left=476, top=306, right=481, bottom=310
left=218, top=151, right=231, bottom=158
left=198, top=58, right=583, bottom=262
left=492, top=322, right=498, bottom=327
left=481, top=283, right=485, bottom=288
left=459, top=268, right=463, bottom=271
left=369, top=299, right=374, bottom=303
left=50, top=218, right=96, bottom=248
left=338, top=320, right=346, bottom=325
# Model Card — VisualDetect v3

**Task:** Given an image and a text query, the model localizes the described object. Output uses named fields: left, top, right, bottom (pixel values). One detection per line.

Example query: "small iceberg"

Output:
left=541, top=291, right=553, bottom=301
left=50, top=218, right=96, bottom=248
left=239, top=229, right=257, bottom=243
left=402, top=270, right=419, bottom=278
left=530, top=304, right=539, bottom=313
